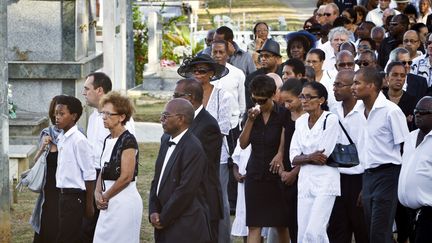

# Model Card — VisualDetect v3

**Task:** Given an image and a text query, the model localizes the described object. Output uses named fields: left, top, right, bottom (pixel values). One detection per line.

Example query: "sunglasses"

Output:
left=389, top=22, right=399, bottom=26
left=323, top=13, right=332, bottom=17
left=414, top=109, right=432, bottom=115
left=355, top=60, right=370, bottom=67
left=259, top=53, right=275, bottom=59
left=193, top=68, right=211, bottom=75
left=337, top=62, right=355, bottom=68
left=401, top=61, right=413, bottom=66
left=427, top=41, right=432, bottom=46
left=251, top=96, right=269, bottom=105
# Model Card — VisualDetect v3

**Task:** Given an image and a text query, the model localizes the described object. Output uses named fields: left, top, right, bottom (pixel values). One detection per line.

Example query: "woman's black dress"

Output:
left=33, top=151, right=59, bottom=243
left=245, top=103, right=289, bottom=227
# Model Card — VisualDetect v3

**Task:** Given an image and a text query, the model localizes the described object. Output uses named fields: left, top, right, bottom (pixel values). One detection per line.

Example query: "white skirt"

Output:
left=93, top=180, right=143, bottom=243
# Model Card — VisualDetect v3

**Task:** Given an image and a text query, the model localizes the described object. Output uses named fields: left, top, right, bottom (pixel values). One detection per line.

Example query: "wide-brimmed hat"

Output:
left=286, top=30, right=317, bottom=49
left=257, top=39, right=282, bottom=57
left=177, top=54, right=229, bottom=80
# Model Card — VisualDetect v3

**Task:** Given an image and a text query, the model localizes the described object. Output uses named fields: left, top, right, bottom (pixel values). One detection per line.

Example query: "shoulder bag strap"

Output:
left=323, top=113, right=331, bottom=130
left=338, top=121, right=354, bottom=144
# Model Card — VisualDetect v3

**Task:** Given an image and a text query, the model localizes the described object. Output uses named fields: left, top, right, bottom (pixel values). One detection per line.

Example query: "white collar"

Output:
left=194, top=105, right=204, bottom=118
left=170, top=128, right=188, bottom=144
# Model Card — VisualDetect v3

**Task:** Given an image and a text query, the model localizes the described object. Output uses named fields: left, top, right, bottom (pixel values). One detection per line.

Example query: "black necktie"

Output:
left=167, top=141, right=176, bottom=147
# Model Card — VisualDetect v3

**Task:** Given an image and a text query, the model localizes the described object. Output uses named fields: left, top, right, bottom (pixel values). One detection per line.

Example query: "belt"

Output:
left=365, top=163, right=399, bottom=173
left=59, top=188, right=85, bottom=194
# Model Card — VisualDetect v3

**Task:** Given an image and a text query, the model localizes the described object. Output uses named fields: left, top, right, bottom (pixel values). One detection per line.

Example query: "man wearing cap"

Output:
left=244, top=39, right=283, bottom=109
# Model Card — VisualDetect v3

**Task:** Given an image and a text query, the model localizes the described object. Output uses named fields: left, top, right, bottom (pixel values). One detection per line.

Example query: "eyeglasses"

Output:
left=99, top=111, right=120, bottom=118
left=258, top=53, right=275, bottom=59
left=337, top=62, right=355, bottom=68
left=251, top=96, right=269, bottom=105
left=355, top=60, right=370, bottom=67
left=333, top=82, right=352, bottom=88
left=192, top=68, right=211, bottom=75
left=306, top=60, right=321, bottom=64
left=160, top=112, right=181, bottom=120
left=358, top=44, right=371, bottom=50
left=401, top=61, right=413, bottom=66
left=298, top=94, right=320, bottom=101
left=173, top=92, right=191, bottom=98
left=403, top=39, right=419, bottom=44
left=323, top=13, right=332, bottom=17
left=414, top=109, right=432, bottom=115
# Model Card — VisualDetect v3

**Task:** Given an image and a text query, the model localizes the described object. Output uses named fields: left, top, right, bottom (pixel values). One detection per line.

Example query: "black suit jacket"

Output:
left=189, top=108, right=223, bottom=221
left=406, top=73, right=429, bottom=102
left=149, top=131, right=211, bottom=243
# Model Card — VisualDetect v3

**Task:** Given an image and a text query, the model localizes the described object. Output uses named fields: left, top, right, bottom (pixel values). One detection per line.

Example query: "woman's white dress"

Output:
left=93, top=137, right=143, bottom=243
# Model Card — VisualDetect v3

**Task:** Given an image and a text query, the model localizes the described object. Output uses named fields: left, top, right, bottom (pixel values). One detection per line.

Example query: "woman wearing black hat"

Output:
left=286, top=31, right=316, bottom=62
left=178, top=54, right=233, bottom=241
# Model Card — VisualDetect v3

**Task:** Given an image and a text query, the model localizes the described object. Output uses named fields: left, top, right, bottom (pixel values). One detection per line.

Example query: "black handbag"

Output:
left=327, top=121, right=360, bottom=168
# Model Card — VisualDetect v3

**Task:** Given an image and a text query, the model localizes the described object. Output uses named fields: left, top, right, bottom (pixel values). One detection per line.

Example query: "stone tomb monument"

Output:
left=7, top=0, right=103, bottom=146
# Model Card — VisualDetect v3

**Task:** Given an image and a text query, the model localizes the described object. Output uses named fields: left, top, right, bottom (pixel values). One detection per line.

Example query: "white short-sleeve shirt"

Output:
left=357, top=92, right=410, bottom=169
left=331, top=101, right=366, bottom=175
left=398, top=130, right=432, bottom=209
left=56, top=125, right=96, bottom=190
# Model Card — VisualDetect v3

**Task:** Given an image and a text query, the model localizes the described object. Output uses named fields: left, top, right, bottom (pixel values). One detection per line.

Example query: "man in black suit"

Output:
left=173, top=78, right=223, bottom=242
left=149, top=98, right=211, bottom=243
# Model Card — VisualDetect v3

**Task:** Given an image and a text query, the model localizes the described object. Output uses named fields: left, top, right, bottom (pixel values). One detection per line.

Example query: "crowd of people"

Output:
left=28, top=0, right=432, bottom=242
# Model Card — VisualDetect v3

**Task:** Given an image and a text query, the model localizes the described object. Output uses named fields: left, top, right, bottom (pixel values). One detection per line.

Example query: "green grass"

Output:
left=207, top=0, right=285, bottom=8
left=134, top=102, right=166, bottom=123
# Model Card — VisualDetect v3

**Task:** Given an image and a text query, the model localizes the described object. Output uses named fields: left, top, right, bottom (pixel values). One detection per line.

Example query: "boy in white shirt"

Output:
left=55, top=95, right=96, bottom=243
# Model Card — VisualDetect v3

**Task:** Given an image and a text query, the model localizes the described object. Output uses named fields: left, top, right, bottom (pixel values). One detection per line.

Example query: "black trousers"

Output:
left=362, top=164, right=400, bottom=243
left=57, top=189, right=85, bottom=243
left=415, top=206, right=432, bottom=243
left=81, top=169, right=100, bottom=243
left=328, top=173, right=368, bottom=243
left=395, top=201, right=415, bottom=243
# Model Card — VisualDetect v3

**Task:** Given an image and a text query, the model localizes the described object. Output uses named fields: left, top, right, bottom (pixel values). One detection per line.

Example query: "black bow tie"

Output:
left=167, top=141, right=176, bottom=147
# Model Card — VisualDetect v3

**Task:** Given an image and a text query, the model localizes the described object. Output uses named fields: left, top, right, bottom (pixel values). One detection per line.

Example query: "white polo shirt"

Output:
left=87, top=109, right=136, bottom=169
left=331, top=101, right=366, bottom=175
left=357, top=92, right=409, bottom=170
left=211, top=62, right=246, bottom=128
left=398, top=129, right=432, bottom=209
left=56, top=125, right=96, bottom=190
